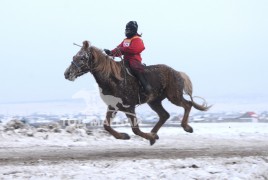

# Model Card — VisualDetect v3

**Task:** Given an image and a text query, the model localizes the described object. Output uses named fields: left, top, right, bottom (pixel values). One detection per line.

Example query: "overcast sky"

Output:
left=0, top=0, right=267, bottom=104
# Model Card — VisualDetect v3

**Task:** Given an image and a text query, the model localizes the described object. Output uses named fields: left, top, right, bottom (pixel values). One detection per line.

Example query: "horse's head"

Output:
left=64, top=41, right=93, bottom=81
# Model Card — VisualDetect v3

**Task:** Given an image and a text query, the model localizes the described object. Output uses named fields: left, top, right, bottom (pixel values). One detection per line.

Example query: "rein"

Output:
left=111, top=47, right=129, bottom=84
left=112, top=47, right=123, bottom=60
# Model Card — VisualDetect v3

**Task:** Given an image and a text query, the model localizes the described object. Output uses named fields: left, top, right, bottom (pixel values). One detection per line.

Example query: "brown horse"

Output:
left=64, top=41, right=210, bottom=145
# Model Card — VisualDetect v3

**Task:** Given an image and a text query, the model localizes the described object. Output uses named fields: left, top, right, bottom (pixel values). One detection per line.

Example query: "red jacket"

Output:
left=111, top=36, right=145, bottom=62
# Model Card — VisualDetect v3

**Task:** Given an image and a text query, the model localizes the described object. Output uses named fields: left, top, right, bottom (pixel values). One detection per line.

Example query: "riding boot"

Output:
left=135, top=73, right=153, bottom=94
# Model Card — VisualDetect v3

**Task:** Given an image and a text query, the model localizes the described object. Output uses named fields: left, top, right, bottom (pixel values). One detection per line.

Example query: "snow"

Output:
left=0, top=122, right=268, bottom=179
left=1, top=157, right=268, bottom=180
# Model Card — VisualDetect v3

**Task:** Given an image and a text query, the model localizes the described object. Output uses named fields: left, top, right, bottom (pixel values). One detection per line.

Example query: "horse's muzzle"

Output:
left=64, top=68, right=74, bottom=81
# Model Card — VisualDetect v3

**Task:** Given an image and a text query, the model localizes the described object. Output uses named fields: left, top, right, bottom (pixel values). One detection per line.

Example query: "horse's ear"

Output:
left=82, top=41, right=91, bottom=49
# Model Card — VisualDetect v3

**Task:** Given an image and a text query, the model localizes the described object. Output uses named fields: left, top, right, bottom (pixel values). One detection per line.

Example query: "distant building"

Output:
left=238, top=111, right=259, bottom=123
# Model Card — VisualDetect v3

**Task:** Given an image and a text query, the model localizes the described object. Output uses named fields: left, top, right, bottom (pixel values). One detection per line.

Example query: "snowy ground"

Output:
left=0, top=122, right=268, bottom=179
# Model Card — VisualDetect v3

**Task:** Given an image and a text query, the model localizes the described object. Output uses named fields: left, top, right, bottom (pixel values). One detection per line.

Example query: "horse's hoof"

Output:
left=120, top=133, right=131, bottom=140
left=183, top=125, right=193, bottom=133
left=148, top=133, right=159, bottom=145
left=150, top=139, right=156, bottom=146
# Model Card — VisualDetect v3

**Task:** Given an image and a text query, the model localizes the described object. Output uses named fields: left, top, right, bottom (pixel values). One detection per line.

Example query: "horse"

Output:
left=64, top=41, right=211, bottom=145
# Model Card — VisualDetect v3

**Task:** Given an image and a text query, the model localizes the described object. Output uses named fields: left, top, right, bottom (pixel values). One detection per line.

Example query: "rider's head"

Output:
left=125, top=21, right=138, bottom=38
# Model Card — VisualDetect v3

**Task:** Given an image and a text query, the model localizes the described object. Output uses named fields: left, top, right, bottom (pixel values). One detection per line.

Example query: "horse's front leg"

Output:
left=103, top=107, right=130, bottom=140
left=125, top=108, right=158, bottom=145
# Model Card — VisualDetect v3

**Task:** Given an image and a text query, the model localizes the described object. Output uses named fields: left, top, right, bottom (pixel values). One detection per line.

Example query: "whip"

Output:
left=73, top=43, right=82, bottom=47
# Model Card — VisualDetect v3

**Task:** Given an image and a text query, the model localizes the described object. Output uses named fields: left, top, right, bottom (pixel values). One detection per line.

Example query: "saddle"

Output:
left=122, top=60, right=152, bottom=97
left=122, top=60, right=147, bottom=77
left=125, top=65, right=135, bottom=77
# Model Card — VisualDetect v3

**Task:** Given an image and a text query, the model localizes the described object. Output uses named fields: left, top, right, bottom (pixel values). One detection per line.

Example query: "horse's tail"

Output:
left=180, top=72, right=211, bottom=111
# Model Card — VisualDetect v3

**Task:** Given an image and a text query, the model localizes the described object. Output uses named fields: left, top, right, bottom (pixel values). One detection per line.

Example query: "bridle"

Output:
left=71, top=50, right=93, bottom=73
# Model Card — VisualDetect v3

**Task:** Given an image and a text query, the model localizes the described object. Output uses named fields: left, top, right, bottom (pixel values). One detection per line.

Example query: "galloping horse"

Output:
left=64, top=41, right=210, bottom=145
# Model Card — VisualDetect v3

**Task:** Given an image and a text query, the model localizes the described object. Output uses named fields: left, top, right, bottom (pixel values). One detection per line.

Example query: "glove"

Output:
left=104, top=49, right=112, bottom=56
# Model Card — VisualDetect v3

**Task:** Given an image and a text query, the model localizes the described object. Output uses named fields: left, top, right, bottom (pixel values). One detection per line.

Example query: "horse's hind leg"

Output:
left=180, top=98, right=193, bottom=133
left=148, top=100, right=170, bottom=137
left=168, top=96, right=193, bottom=133
left=103, top=106, right=130, bottom=140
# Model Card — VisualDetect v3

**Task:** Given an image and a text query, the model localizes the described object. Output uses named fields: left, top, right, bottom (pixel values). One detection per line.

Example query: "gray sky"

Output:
left=0, top=0, right=267, bottom=103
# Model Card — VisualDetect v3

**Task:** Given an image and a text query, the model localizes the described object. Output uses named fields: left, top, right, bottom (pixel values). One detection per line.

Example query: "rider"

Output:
left=104, top=21, right=152, bottom=94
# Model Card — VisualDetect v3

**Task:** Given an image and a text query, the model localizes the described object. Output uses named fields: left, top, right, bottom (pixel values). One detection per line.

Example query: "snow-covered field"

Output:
left=0, top=122, right=268, bottom=180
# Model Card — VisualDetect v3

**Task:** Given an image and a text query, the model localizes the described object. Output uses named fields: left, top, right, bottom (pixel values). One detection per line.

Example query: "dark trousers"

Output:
left=125, top=59, right=144, bottom=75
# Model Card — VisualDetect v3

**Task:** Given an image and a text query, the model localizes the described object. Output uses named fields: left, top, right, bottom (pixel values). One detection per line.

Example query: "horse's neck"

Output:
left=92, top=71, right=116, bottom=94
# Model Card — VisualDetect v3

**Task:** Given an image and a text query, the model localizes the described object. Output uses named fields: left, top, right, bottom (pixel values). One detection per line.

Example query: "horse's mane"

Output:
left=90, top=46, right=123, bottom=81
